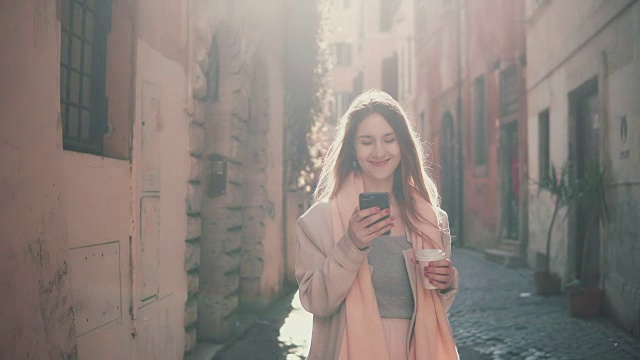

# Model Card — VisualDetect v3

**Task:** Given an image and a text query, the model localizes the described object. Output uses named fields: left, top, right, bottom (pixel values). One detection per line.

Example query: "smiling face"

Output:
left=354, top=112, right=401, bottom=188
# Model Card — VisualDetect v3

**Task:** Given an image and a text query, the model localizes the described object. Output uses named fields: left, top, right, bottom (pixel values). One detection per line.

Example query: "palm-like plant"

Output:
left=575, top=160, right=608, bottom=282
left=535, top=161, right=581, bottom=275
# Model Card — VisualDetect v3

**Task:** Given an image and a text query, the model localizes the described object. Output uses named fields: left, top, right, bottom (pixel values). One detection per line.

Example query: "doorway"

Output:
left=570, top=79, right=601, bottom=286
left=500, top=121, right=519, bottom=241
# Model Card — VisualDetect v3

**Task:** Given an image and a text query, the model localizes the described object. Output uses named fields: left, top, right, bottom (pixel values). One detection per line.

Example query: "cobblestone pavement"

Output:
left=214, top=248, right=640, bottom=360
left=451, top=249, right=640, bottom=360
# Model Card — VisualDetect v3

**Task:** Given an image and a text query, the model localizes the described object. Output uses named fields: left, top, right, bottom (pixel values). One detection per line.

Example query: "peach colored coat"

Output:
left=295, top=201, right=459, bottom=360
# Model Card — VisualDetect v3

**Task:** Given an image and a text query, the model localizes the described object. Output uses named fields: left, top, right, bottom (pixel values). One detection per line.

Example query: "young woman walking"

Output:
left=295, top=90, right=459, bottom=359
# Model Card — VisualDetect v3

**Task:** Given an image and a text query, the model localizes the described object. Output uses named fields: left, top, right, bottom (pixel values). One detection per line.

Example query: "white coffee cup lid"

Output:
left=415, top=248, right=445, bottom=261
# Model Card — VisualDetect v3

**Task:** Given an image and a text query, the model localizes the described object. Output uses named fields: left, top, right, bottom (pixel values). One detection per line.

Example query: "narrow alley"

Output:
left=2, top=1, right=640, bottom=359
left=210, top=248, right=640, bottom=360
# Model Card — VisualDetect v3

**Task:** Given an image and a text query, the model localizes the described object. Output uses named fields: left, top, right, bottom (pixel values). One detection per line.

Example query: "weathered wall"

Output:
left=195, top=0, right=289, bottom=342
left=1, top=0, right=192, bottom=358
left=0, top=1, right=77, bottom=359
left=416, top=0, right=526, bottom=251
left=526, top=0, right=640, bottom=335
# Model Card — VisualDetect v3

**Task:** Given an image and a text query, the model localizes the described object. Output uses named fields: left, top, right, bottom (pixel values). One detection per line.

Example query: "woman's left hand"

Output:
left=418, top=259, right=454, bottom=290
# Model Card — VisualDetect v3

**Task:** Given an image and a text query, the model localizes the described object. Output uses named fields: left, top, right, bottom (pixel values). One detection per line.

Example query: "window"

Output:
left=333, top=43, right=352, bottom=66
left=473, top=76, right=487, bottom=169
left=500, top=64, right=519, bottom=116
left=381, top=52, right=398, bottom=100
left=538, top=109, right=550, bottom=180
left=380, top=0, right=400, bottom=32
left=333, top=93, right=351, bottom=122
left=60, top=0, right=112, bottom=155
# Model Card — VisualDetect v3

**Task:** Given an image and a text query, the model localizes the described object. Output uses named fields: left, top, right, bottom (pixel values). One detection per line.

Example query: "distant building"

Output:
left=525, top=0, right=640, bottom=336
left=327, top=0, right=399, bottom=122
left=414, top=0, right=528, bottom=259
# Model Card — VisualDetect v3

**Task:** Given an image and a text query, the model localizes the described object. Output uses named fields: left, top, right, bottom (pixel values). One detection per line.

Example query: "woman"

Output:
left=295, top=90, right=459, bottom=359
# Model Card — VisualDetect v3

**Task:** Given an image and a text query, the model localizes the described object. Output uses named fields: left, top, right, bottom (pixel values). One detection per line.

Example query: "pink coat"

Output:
left=295, top=201, right=459, bottom=359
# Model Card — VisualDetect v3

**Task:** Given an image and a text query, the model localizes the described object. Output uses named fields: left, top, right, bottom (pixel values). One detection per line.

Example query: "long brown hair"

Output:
left=314, top=90, right=442, bottom=231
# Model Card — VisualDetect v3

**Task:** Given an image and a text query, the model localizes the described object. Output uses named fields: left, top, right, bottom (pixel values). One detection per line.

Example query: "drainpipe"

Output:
left=455, top=0, right=465, bottom=247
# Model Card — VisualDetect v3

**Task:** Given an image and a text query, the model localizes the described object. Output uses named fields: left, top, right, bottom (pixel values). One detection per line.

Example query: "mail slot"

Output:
left=208, top=153, right=227, bottom=197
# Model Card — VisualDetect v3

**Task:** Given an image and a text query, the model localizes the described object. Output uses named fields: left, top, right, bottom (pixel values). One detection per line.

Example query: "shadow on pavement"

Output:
left=214, top=287, right=311, bottom=360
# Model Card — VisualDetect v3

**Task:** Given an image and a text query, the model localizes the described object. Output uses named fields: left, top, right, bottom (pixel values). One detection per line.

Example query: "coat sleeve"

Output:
left=438, top=210, right=460, bottom=312
left=295, top=214, right=370, bottom=318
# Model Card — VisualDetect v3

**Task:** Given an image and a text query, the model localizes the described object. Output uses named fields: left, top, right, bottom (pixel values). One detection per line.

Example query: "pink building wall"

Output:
left=416, top=0, right=527, bottom=251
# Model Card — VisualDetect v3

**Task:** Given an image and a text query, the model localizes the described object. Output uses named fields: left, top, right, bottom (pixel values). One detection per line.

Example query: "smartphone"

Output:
left=359, top=192, right=391, bottom=236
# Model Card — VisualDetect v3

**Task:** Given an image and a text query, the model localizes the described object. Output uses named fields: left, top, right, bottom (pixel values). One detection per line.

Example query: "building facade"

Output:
left=0, top=0, right=316, bottom=358
left=327, top=0, right=399, bottom=122
left=414, top=0, right=528, bottom=256
left=525, top=0, right=640, bottom=336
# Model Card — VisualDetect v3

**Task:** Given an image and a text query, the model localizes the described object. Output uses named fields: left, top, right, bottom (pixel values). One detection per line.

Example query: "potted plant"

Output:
left=567, top=161, right=608, bottom=317
left=566, top=278, right=603, bottom=317
left=533, top=161, right=580, bottom=295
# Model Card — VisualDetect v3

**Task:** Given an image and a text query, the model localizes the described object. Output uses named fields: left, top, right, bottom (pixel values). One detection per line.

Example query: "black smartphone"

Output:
left=359, top=192, right=391, bottom=236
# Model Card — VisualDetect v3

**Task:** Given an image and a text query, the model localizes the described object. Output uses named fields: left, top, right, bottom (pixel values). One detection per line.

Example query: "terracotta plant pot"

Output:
left=568, top=287, right=603, bottom=317
left=534, top=271, right=561, bottom=295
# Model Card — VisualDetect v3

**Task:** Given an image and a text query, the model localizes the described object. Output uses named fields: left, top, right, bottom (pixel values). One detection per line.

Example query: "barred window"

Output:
left=538, top=109, right=550, bottom=181
left=60, top=0, right=111, bottom=154
left=333, top=43, right=352, bottom=66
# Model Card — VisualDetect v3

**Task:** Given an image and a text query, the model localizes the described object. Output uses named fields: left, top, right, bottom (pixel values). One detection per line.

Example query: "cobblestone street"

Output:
left=211, top=248, right=640, bottom=360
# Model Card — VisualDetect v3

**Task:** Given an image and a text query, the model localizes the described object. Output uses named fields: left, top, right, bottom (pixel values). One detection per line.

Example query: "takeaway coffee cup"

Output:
left=415, top=249, right=446, bottom=289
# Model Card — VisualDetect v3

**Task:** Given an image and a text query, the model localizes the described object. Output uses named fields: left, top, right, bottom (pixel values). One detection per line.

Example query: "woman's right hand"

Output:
left=347, top=206, right=395, bottom=249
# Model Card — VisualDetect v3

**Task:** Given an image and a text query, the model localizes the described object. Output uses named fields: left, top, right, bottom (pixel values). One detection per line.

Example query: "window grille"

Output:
left=60, top=0, right=111, bottom=154
left=500, top=64, right=519, bottom=116
left=333, top=43, right=352, bottom=66
left=538, top=110, right=550, bottom=180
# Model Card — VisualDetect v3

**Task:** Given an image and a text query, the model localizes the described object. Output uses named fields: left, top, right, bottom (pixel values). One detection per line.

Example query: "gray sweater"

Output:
left=368, top=235, right=414, bottom=319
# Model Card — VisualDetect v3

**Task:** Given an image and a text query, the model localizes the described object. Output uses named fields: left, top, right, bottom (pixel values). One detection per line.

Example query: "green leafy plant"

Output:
left=574, top=160, right=608, bottom=282
left=534, top=161, right=581, bottom=275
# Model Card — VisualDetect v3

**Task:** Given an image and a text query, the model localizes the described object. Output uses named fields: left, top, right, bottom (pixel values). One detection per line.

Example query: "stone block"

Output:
left=219, top=70, right=243, bottom=93
left=184, top=327, right=197, bottom=354
left=193, top=62, right=208, bottom=100
left=243, top=221, right=266, bottom=242
left=224, top=233, right=243, bottom=253
left=192, top=100, right=206, bottom=124
left=243, top=205, right=265, bottom=221
left=194, top=40, right=210, bottom=72
left=189, top=123, right=205, bottom=156
left=239, top=279, right=266, bottom=310
left=225, top=162, right=243, bottom=186
left=187, top=271, right=199, bottom=296
left=196, top=292, right=238, bottom=342
left=232, top=94, right=249, bottom=121
left=243, top=186, right=267, bottom=208
left=186, top=215, right=202, bottom=241
left=189, top=157, right=205, bottom=184
left=228, top=138, right=244, bottom=165
left=231, top=115, right=247, bottom=141
left=247, top=149, right=268, bottom=170
left=186, top=183, right=203, bottom=215
left=243, top=168, right=267, bottom=186
left=212, top=252, right=241, bottom=276
left=203, top=206, right=243, bottom=231
left=184, top=297, right=198, bottom=328
left=240, top=255, right=264, bottom=279
left=185, top=240, right=201, bottom=271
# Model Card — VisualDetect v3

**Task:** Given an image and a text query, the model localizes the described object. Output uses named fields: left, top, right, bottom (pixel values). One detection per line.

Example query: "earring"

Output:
left=352, top=159, right=359, bottom=169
